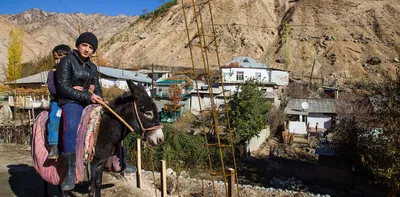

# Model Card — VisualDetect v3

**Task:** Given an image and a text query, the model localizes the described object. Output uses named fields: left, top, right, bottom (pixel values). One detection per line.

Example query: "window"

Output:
left=255, top=72, right=261, bottom=80
left=236, top=71, right=244, bottom=81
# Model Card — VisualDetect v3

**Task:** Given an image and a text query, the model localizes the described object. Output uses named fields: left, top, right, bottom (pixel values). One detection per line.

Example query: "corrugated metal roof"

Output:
left=98, top=66, right=152, bottom=83
left=8, top=66, right=152, bottom=85
left=137, top=69, right=170, bottom=74
left=223, top=56, right=268, bottom=68
left=284, top=99, right=336, bottom=114
left=6, top=71, right=49, bottom=84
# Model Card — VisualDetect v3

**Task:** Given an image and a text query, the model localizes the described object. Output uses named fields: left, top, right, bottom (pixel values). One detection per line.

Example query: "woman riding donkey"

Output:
left=55, top=32, right=103, bottom=191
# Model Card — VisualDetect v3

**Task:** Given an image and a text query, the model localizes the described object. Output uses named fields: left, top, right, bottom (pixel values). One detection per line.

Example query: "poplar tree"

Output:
left=7, top=27, right=24, bottom=82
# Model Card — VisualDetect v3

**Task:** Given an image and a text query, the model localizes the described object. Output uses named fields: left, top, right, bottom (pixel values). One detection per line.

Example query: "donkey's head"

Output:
left=127, top=80, right=164, bottom=145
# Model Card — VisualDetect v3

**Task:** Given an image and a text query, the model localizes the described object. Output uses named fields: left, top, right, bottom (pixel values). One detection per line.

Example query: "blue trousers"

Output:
left=47, top=101, right=62, bottom=146
left=62, top=103, right=84, bottom=153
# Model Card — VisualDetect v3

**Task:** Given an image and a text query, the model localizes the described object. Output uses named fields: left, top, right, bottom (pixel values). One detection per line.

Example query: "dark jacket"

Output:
left=55, top=50, right=102, bottom=106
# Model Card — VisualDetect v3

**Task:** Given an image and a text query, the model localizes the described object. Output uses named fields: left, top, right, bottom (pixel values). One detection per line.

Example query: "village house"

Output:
left=5, top=66, right=156, bottom=109
left=188, top=56, right=290, bottom=153
left=284, top=98, right=337, bottom=135
left=190, top=56, right=289, bottom=114
left=152, top=75, right=193, bottom=122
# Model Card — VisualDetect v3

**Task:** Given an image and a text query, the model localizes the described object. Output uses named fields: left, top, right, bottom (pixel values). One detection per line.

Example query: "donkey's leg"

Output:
left=88, top=161, right=98, bottom=197
left=43, top=179, right=49, bottom=197
left=94, top=162, right=106, bottom=197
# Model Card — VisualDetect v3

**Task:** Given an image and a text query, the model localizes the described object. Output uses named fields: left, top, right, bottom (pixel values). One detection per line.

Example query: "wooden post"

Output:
left=228, top=168, right=235, bottom=197
left=136, top=138, right=142, bottom=188
left=31, top=107, right=35, bottom=120
left=161, top=160, right=167, bottom=197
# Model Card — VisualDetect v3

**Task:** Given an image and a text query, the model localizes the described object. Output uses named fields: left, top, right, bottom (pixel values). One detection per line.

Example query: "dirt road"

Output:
left=0, top=142, right=323, bottom=197
left=0, top=143, right=155, bottom=197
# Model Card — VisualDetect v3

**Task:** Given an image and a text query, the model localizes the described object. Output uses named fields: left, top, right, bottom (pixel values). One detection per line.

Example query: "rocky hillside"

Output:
left=0, top=8, right=137, bottom=79
left=0, top=0, right=399, bottom=87
left=101, top=0, right=400, bottom=87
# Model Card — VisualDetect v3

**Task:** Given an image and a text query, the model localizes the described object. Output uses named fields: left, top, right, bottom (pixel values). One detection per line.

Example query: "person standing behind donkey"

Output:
left=47, top=44, right=71, bottom=160
left=55, top=32, right=103, bottom=191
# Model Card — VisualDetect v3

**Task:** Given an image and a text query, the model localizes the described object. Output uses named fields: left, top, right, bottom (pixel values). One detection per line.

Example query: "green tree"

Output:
left=228, top=79, right=271, bottom=144
left=6, top=27, right=24, bottom=82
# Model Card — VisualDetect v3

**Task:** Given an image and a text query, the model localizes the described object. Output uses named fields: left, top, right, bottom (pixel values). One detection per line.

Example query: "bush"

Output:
left=101, top=86, right=126, bottom=101
left=139, top=0, right=177, bottom=20
left=124, top=124, right=208, bottom=171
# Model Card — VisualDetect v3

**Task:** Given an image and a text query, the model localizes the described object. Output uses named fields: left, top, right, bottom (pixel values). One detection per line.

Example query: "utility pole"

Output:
left=309, top=59, right=316, bottom=89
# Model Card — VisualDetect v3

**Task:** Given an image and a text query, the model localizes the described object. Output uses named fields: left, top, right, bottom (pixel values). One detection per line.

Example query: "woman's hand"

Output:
left=90, top=94, right=103, bottom=104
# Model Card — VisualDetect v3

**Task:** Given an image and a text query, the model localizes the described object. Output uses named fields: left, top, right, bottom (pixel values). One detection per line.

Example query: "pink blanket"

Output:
left=32, top=104, right=122, bottom=185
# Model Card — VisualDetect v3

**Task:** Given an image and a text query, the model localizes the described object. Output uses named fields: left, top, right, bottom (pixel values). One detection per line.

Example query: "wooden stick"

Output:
left=89, top=90, right=135, bottom=134
left=161, top=160, right=167, bottom=197
left=228, top=168, right=235, bottom=197
left=136, top=138, right=142, bottom=188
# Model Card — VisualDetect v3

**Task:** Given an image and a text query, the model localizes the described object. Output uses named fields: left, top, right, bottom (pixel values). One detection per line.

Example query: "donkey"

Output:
left=85, top=80, right=163, bottom=196
left=34, top=80, right=164, bottom=197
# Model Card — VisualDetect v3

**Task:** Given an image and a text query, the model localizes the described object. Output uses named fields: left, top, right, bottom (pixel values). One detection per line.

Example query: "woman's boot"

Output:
left=61, top=151, right=76, bottom=191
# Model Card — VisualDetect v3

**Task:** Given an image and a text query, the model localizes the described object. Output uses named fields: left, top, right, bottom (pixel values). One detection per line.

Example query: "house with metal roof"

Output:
left=152, top=76, right=193, bottom=121
left=215, top=56, right=289, bottom=106
left=6, top=66, right=152, bottom=89
left=5, top=71, right=49, bottom=88
left=284, top=98, right=337, bottom=134
left=98, top=66, right=152, bottom=90
left=137, top=69, right=170, bottom=82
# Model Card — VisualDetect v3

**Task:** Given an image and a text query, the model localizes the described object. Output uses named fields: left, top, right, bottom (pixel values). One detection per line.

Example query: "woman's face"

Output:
left=77, top=42, right=94, bottom=59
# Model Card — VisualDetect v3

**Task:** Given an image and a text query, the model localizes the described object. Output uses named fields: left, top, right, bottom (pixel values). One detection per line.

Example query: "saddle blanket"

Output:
left=32, top=104, right=123, bottom=185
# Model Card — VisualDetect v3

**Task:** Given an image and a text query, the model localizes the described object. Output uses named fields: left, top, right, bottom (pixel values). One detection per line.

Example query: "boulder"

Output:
left=366, top=56, right=382, bottom=65
left=138, top=33, right=149, bottom=39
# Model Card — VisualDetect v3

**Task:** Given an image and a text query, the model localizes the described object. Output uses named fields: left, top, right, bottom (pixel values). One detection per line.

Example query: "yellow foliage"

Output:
left=7, top=27, right=24, bottom=82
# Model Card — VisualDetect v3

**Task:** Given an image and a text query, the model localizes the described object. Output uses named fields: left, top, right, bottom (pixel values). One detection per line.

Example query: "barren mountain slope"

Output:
left=265, top=0, right=400, bottom=85
left=0, top=0, right=399, bottom=86
left=100, top=0, right=286, bottom=69
left=0, top=15, right=47, bottom=80
left=0, top=8, right=137, bottom=69
left=101, top=0, right=399, bottom=86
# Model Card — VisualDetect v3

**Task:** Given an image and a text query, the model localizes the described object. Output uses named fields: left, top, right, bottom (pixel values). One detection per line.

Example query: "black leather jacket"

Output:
left=55, top=50, right=102, bottom=106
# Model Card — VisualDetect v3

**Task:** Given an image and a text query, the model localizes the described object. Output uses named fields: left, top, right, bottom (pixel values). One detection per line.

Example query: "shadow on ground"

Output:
left=7, top=164, right=115, bottom=197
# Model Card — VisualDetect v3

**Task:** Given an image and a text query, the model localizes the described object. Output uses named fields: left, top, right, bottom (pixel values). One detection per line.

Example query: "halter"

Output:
left=133, top=101, right=163, bottom=137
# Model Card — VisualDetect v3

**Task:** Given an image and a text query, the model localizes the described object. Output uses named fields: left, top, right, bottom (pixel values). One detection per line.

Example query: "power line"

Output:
left=57, top=0, right=71, bottom=13
left=45, top=0, right=60, bottom=13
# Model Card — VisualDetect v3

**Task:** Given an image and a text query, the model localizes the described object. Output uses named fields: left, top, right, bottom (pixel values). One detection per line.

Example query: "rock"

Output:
left=366, top=56, right=382, bottom=65
left=138, top=33, right=149, bottom=39
left=394, top=57, right=399, bottom=63
left=275, top=58, right=285, bottom=64
left=166, top=168, right=176, bottom=177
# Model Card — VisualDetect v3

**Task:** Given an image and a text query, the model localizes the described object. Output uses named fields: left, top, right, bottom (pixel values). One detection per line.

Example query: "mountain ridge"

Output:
left=0, top=0, right=399, bottom=88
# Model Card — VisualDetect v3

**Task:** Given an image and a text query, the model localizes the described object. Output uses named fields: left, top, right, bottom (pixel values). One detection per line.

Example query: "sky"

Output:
left=0, top=0, right=167, bottom=16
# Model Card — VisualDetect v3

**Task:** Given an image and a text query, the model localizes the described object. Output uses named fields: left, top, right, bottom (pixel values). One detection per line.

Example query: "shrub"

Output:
left=139, top=0, right=178, bottom=20
left=124, top=124, right=208, bottom=171
left=101, top=86, right=126, bottom=101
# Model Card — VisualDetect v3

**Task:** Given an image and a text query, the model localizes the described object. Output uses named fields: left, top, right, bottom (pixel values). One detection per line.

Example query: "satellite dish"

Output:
left=301, top=102, right=309, bottom=111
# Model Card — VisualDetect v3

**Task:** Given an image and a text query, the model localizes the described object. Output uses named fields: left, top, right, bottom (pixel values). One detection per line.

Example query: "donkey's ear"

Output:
left=127, top=80, right=146, bottom=98
left=127, top=80, right=138, bottom=94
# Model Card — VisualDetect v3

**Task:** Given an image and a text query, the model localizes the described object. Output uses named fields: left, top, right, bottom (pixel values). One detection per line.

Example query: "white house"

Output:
left=284, top=99, right=337, bottom=135
left=219, top=56, right=289, bottom=106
